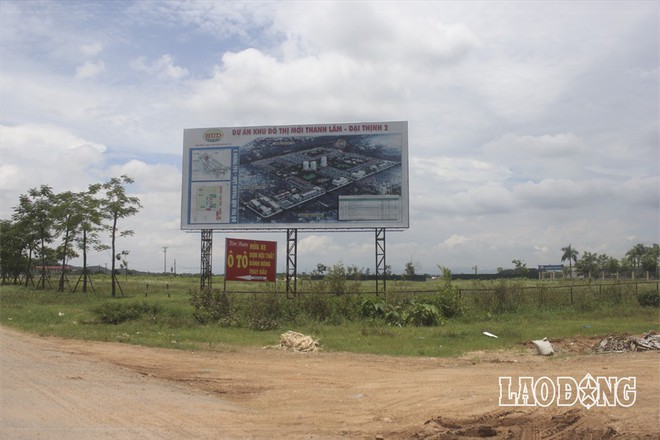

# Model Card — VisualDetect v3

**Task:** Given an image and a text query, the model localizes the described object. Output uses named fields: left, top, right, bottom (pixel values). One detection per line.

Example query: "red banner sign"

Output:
left=225, top=238, right=277, bottom=282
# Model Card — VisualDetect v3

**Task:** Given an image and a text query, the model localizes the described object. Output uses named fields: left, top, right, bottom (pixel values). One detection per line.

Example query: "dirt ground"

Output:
left=1, top=326, right=658, bottom=439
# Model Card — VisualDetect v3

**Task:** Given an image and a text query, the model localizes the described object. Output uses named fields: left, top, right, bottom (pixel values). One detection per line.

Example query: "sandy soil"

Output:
left=1, top=326, right=658, bottom=439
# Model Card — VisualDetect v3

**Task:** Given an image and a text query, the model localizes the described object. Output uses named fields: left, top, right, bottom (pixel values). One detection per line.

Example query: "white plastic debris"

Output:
left=482, top=331, right=498, bottom=338
left=532, top=337, right=555, bottom=356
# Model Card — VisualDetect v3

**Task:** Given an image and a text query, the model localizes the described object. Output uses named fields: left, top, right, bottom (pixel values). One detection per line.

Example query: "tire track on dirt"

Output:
left=0, top=327, right=242, bottom=439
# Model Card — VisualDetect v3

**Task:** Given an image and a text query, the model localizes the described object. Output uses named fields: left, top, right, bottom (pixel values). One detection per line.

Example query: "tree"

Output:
left=640, top=244, right=659, bottom=277
left=0, top=220, right=27, bottom=284
left=404, top=261, right=416, bottom=279
left=74, top=184, right=108, bottom=293
left=625, top=243, right=646, bottom=274
left=100, top=176, right=142, bottom=297
left=576, top=251, right=598, bottom=278
left=52, top=191, right=82, bottom=292
left=511, top=259, right=528, bottom=276
left=561, top=244, right=579, bottom=278
left=13, top=186, right=57, bottom=289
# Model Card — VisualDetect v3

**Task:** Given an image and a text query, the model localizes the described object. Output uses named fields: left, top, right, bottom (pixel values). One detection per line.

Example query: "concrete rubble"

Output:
left=592, top=331, right=660, bottom=353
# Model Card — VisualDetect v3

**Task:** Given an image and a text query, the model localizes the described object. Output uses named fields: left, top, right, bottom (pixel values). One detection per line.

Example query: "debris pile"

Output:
left=593, top=331, right=660, bottom=353
left=279, top=331, right=320, bottom=352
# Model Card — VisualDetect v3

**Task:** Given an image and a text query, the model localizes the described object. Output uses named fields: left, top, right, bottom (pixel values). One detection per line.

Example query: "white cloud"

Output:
left=298, top=235, right=341, bottom=255
left=132, top=54, right=189, bottom=79
left=0, top=1, right=657, bottom=274
left=0, top=123, right=108, bottom=219
left=442, top=234, right=469, bottom=248
left=107, top=160, right=181, bottom=193
left=75, top=60, right=105, bottom=79
left=80, top=42, right=103, bottom=57
left=484, top=132, right=585, bottom=158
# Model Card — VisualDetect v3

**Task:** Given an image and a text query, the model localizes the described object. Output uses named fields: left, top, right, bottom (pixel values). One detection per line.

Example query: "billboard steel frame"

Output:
left=200, top=229, right=213, bottom=289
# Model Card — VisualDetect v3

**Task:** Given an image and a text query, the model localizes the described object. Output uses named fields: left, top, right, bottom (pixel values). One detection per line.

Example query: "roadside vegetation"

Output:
left=1, top=272, right=657, bottom=357
left=0, top=180, right=658, bottom=357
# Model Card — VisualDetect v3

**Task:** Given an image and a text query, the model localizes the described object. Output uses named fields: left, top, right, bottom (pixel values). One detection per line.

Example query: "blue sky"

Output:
left=1, top=0, right=658, bottom=275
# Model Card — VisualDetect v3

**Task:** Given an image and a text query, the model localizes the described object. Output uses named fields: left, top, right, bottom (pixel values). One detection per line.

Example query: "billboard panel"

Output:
left=181, top=121, right=408, bottom=230
left=225, top=238, right=277, bottom=282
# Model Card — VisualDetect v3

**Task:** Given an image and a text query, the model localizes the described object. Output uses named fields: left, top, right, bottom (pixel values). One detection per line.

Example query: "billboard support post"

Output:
left=200, top=229, right=213, bottom=290
left=286, top=229, right=298, bottom=297
left=375, top=228, right=386, bottom=297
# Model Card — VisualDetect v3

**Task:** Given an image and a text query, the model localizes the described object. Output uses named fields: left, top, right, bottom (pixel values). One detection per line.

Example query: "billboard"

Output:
left=181, top=121, right=409, bottom=230
left=225, top=238, right=277, bottom=282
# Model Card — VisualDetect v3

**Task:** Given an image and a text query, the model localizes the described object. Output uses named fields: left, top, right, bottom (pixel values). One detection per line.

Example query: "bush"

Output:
left=93, top=301, right=161, bottom=325
left=637, top=291, right=660, bottom=307
left=360, top=297, right=388, bottom=319
left=405, top=302, right=442, bottom=327
left=190, top=288, right=232, bottom=324
left=247, top=293, right=291, bottom=331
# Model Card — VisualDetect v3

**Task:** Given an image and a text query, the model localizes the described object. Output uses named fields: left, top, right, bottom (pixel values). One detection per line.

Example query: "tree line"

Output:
left=560, top=243, right=659, bottom=279
left=496, top=243, right=659, bottom=279
left=0, top=175, right=141, bottom=297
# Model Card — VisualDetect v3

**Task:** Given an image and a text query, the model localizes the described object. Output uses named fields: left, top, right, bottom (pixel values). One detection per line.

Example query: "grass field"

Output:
left=0, top=274, right=657, bottom=357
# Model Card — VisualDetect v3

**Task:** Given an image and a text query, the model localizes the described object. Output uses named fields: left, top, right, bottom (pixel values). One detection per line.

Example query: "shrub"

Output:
left=190, top=288, right=232, bottom=324
left=405, top=302, right=442, bottom=327
left=325, top=262, right=347, bottom=295
left=93, top=301, right=161, bottom=325
left=433, top=276, right=464, bottom=318
left=637, top=291, right=660, bottom=307
left=360, top=297, right=388, bottom=319
left=247, top=293, right=291, bottom=330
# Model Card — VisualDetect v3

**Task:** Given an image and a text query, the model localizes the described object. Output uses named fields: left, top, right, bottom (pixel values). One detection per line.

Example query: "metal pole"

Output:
left=286, top=229, right=298, bottom=296
left=200, top=230, right=213, bottom=290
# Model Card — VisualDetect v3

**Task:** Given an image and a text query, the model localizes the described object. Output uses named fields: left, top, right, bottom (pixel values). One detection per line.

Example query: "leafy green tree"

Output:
left=576, top=251, right=598, bottom=278
left=619, top=256, right=632, bottom=275
left=100, top=176, right=142, bottom=297
left=625, top=243, right=647, bottom=274
left=604, top=256, right=620, bottom=277
left=0, top=220, right=27, bottom=284
left=404, top=261, right=416, bottom=278
left=13, top=185, right=57, bottom=289
left=640, top=244, right=659, bottom=276
left=51, top=191, right=82, bottom=292
left=511, top=259, right=528, bottom=276
left=561, top=244, right=579, bottom=278
left=74, top=184, right=108, bottom=293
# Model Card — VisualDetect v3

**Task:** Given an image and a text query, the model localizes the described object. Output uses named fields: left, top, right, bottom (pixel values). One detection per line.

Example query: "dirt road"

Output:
left=1, top=326, right=658, bottom=439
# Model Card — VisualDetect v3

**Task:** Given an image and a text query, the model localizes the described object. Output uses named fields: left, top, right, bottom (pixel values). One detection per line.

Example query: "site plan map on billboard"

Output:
left=181, top=121, right=409, bottom=230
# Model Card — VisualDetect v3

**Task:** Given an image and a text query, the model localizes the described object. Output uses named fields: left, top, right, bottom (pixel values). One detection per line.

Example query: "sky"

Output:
left=1, top=0, right=658, bottom=276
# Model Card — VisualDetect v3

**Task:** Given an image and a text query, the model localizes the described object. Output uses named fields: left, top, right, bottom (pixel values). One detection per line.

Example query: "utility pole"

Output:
left=162, top=246, right=168, bottom=274
left=472, top=265, right=478, bottom=275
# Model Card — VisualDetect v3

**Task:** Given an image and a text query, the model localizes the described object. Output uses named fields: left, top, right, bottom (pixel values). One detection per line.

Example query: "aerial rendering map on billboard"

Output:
left=181, top=121, right=409, bottom=230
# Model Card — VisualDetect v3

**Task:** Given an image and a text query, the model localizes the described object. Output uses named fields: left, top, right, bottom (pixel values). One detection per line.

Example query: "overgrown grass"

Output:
left=0, top=275, right=657, bottom=357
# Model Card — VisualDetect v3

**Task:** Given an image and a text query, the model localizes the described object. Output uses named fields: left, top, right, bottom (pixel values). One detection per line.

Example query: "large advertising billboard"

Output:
left=181, top=121, right=408, bottom=230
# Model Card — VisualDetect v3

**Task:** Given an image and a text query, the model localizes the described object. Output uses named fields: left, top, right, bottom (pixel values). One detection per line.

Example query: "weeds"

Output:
left=1, top=275, right=658, bottom=357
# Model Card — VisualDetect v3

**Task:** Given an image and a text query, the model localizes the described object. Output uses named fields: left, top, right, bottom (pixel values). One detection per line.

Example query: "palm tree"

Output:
left=561, top=244, right=579, bottom=278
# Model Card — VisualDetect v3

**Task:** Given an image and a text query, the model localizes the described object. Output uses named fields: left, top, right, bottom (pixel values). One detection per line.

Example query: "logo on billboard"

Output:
left=204, top=129, right=224, bottom=143
left=499, top=374, right=636, bottom=408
